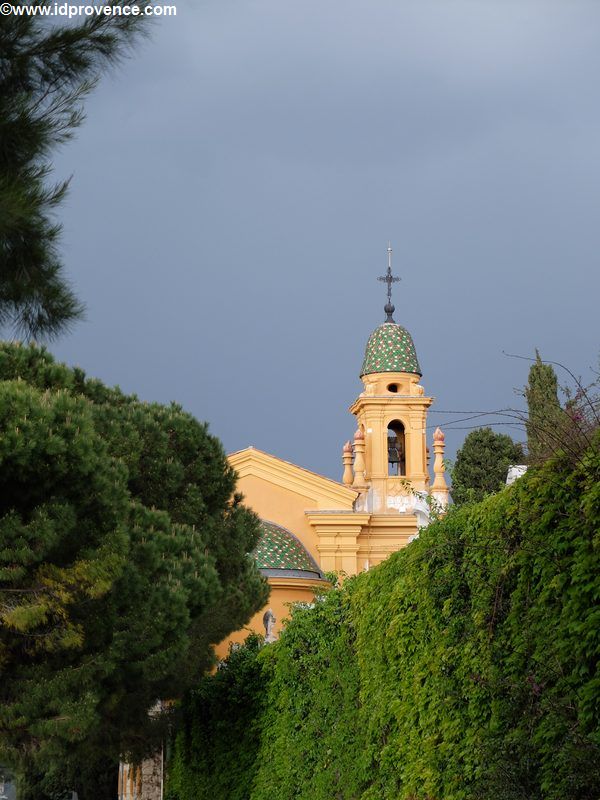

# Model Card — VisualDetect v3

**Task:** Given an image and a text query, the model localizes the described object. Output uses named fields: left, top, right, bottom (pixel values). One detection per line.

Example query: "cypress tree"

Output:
left=525, top=350, right=562, bottom=463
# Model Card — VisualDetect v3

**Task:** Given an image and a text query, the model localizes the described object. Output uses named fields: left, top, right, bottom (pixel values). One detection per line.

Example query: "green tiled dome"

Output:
left=253, top=520, right=323, bottom=577
left=360, top=322, right=421, bottom=377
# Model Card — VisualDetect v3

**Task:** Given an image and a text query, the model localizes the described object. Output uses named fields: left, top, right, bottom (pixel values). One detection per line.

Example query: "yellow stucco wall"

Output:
left=215, top=577, right=326, bottom=659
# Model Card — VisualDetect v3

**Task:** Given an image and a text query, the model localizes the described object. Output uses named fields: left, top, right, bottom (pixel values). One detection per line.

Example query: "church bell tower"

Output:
left=347, top=245, right=440, bottom=519
left=311, top=245, right=448, bottom=574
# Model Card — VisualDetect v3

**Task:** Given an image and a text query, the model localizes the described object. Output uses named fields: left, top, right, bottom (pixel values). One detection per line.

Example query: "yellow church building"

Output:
left=119, top=247, right=450, bottom=799
left=223, top=246, right=449, bottom=649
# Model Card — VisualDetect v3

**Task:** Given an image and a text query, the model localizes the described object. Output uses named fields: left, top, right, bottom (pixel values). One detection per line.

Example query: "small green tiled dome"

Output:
left=253, top=520, right=323, bottom=578
left=360, top=322, right=421, bottom=377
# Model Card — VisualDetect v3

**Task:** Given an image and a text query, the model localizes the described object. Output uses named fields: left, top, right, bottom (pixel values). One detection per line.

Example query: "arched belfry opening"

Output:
left=387, top=420, right=406, bottom=476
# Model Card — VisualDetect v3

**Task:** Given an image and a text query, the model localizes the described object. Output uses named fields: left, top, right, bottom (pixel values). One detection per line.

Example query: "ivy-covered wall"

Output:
left=167, top=438, right=600, bottom=800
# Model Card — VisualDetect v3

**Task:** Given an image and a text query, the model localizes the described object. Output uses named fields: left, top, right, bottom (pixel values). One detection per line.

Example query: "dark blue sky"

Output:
left=47, top=0, right=600, bottom=479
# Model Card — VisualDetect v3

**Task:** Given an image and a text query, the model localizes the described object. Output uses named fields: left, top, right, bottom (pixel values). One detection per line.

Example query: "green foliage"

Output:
left=0, top=3, right=150, bottom=338
left=0, top=343, right=268, bottom=800
left=168, top=436, right=600, bottom=800
left=251, top=586, right=367, bottom=800
left=167, top=635, right=268, bottom=800
left=525, top=351, right=562, bottom=463
left=451, top=426, right=524, bottom=507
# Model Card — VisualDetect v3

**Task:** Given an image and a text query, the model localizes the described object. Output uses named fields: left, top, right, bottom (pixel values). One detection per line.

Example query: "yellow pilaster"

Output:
left=306, top=512, right=371, bottom=576
left=357, top=513, right=421, bottom=569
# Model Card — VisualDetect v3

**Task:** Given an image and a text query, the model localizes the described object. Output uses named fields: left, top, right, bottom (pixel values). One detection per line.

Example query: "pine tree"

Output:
left=525, top=350, right=562, bottom=463
left=451, top=427, right=524, bottom=507
left=0, top=343, right=269, bottom=799
left=0, top=375, right=131, bottom=798
left=0, top=6, right=149, bottom=339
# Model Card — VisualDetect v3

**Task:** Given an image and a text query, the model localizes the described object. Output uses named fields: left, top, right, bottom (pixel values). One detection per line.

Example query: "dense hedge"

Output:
left=167, top=438, right=600, bottom=800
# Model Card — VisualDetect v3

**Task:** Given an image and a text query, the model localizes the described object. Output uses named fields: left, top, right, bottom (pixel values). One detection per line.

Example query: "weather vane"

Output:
left=378, top=242, right=400, bottom=322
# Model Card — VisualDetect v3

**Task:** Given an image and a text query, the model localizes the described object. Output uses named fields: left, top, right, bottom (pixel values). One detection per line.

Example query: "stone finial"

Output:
left=342, top=441, right=354, bottom=486
left=352, top=429, right=367, bottom=488
left=431, top=427, right=449, bottom=509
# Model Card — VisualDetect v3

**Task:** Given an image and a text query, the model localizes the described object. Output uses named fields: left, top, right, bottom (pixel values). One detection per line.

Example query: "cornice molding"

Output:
left=305, top=511, right=371, bottom=526
left=349, top=396, right=434, bottom=414
left=228, top=447, right=358, bottom=509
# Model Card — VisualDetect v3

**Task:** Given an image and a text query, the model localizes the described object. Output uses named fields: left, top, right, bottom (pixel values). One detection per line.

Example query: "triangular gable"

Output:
left=228, top=447, right=357, bottom=511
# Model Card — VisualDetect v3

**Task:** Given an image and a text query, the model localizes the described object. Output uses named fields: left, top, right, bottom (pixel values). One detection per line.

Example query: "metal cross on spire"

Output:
left=378, top=242, right=400, bottom=322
